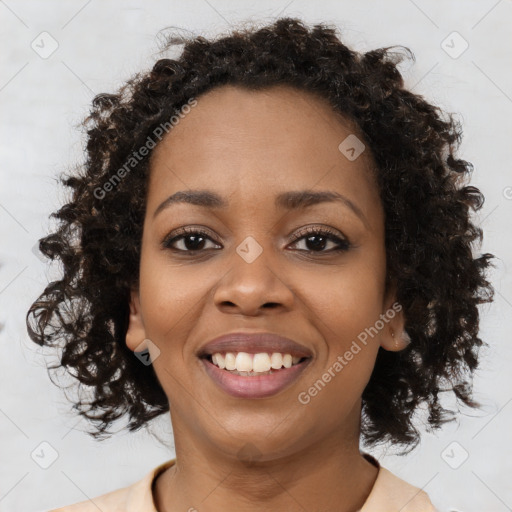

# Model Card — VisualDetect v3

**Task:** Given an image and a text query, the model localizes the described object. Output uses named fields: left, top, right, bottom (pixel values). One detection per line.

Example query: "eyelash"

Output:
left=161, top=225, right=351, bottom=255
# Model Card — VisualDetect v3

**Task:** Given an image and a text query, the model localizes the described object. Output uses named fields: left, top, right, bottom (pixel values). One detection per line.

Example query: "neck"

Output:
left=153, top=421, right=379, bottom=512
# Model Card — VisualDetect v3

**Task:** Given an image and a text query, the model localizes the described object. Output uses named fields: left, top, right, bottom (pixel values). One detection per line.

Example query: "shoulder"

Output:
left=360, top=456, right=438, bottom=512
left=375, top=467, right=437, bottom=511
left=48, top=459, right=176, bottom=512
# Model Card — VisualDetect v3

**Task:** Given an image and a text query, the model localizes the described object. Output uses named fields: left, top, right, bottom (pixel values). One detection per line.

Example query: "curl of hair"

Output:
left=27, top=17, right=495, bottom=451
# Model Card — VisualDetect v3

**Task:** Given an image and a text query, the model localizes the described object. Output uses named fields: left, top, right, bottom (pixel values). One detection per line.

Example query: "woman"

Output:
left=27, top=17, right=494, bottom=512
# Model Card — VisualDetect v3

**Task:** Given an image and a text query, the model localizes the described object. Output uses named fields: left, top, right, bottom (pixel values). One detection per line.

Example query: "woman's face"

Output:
left=126, top=84, right=404, bottom=461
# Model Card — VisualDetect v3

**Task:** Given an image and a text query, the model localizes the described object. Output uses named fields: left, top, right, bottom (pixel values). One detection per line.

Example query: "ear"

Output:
left=379, top=279, right=410, bottom=352
left=126, top=288, right=148, bottom=352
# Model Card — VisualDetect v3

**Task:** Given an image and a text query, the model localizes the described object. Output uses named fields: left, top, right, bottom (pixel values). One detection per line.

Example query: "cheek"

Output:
left=300, top=249, right=387, bottom=340
left=138, top=251, right=211, bottom=358
left=296, top=277, right=382, bottom=421
left=138, top=264, right=209, bottom=407
left=294, top=250, right=385, bottom=390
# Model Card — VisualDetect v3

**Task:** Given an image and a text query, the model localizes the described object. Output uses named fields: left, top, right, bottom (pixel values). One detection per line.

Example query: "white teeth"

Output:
left=253, top=353, right=271, bottom=372
left=212, top=353, right=225, bottom=369
left=270, top=352, right=283, bottom=369
left=224, top=352, right=236, bottom=370
left=235, top=352, right=253, bottom=372
left=209, top=352, right=304, bottom=372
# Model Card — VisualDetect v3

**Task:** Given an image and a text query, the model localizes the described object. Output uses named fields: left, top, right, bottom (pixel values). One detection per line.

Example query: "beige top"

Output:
left=50, top=454, right=438, bottom=511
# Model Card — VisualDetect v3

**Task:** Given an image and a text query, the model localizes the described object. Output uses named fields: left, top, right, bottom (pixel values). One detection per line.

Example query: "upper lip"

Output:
left=197, top=332, right=313, bottom=359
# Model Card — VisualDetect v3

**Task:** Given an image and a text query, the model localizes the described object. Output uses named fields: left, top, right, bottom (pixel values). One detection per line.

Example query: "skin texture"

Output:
left=125, top=84, right=410, bottom=512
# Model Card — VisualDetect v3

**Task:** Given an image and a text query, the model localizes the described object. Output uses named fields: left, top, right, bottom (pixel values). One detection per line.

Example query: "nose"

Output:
left=212, top=238, right=295, bottom=316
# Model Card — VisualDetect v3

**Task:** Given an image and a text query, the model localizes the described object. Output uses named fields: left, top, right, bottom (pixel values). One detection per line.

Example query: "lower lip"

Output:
left=200, top=357, right=311, bottom=399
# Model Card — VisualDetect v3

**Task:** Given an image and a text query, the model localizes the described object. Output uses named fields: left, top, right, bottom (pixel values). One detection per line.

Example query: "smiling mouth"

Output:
left=199, top=353, right=312, bottom=399
left=201, top=353, right=310, bottom=376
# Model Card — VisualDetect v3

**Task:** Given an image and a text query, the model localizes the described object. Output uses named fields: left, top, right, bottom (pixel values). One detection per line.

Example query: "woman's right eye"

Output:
left=162, top=228, right=221, bottom=253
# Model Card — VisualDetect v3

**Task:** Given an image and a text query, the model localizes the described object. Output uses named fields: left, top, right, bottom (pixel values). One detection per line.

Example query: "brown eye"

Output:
left=162, top=227, right=220, bottom=252
left=288, top=227, right=351, bottom=253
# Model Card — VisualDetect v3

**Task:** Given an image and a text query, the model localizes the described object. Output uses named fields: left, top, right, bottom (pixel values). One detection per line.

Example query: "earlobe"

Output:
left=126, top=288, right=148, bottom=352
left=384, top=327, right=411, bottom=352
left=380, top=282, right=411, bottom=352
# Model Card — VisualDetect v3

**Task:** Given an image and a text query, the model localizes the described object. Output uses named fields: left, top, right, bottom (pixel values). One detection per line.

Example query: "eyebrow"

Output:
left=153, top=189, right=368, bottom=227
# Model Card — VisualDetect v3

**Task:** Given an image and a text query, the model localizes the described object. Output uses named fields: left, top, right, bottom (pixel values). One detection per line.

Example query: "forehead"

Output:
left=147, top=84, right=380, bottom=220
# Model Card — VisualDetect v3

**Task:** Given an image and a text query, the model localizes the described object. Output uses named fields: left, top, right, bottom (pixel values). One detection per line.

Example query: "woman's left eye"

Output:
left=161, top=226, right=351, bottom=254
left=287, top=227, right=351, bottom=253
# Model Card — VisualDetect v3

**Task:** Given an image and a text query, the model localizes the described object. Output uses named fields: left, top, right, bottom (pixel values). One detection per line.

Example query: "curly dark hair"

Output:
left=26, top=17, right=495, bottom=452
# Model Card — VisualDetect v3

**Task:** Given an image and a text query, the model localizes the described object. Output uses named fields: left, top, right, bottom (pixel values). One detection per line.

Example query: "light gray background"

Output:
left=1, top=1, right=511, bottom=511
